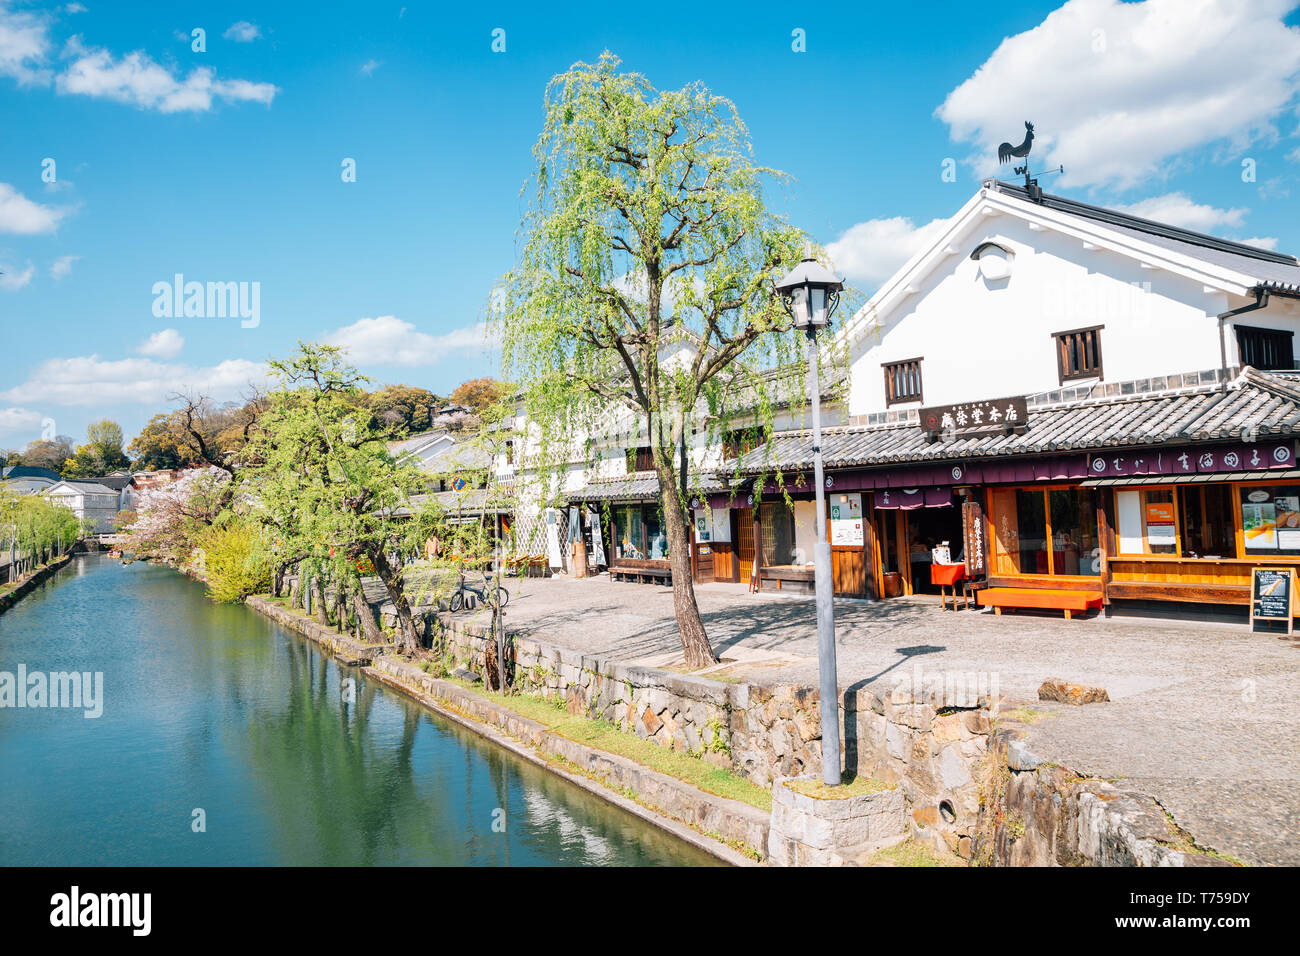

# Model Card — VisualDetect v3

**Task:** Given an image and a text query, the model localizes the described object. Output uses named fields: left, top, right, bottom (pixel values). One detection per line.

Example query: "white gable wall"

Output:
left=847, top=210, right=1296, bottom=415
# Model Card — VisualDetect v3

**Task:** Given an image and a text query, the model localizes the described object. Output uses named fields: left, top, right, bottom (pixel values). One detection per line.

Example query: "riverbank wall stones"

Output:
left=768, top=778, right=906, bottom=866
left=245, top=596, right=391, bottom=666
left=975, top=724, right=1234, bottom=867
left=0, top=554, right=72, bottom=616
left=366, top=654, right=768, bottom=860
left=436, top=616, right=992, bottom=860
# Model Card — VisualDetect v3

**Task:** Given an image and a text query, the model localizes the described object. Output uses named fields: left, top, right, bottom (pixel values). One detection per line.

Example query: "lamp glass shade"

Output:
left=789, top=286, right=810, bottom=328
left=809, top=286, right=828, bottom=327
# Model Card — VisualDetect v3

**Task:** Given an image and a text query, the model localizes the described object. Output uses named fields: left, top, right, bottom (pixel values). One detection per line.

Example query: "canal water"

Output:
left=0, top=556, right=717, bottom=866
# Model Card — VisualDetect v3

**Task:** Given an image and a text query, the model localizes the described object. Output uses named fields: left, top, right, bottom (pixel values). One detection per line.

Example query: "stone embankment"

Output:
left=976, top=722, right=1235, bottom=867
left=241, top=593, right=1228, bottom=867
left=0, top=554, right=72, bottom=616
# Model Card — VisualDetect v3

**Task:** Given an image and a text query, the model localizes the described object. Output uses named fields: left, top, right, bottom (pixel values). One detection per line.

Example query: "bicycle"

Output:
left=447, top=571, right=509, bottom=612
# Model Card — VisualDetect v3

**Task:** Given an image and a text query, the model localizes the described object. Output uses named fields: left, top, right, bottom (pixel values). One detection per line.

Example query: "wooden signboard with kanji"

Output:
left=962, top=499, right=987, bottom=581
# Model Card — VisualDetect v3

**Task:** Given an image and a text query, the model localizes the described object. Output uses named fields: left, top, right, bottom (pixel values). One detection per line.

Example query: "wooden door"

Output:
left=737, top=507, right=755, bottom=584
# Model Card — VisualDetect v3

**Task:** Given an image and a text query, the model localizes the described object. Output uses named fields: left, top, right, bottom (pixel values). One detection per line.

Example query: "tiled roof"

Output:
left=733, top=367, right=1300, bottom=475
left=568, top=472, right=725, bottom=502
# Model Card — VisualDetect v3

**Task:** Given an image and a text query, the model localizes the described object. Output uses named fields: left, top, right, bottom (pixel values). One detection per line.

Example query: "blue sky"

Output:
left=4, top=0, right=1300, bottom=453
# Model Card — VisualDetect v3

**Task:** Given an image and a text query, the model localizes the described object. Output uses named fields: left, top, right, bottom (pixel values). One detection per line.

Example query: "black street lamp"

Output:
left=776, top=248, right=844, bottom=786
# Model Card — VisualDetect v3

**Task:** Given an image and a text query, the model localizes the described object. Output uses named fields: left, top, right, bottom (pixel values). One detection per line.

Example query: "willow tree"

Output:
left=494, top=54, right=811, bottom=668
left=244, top=344, right=438, bottom=653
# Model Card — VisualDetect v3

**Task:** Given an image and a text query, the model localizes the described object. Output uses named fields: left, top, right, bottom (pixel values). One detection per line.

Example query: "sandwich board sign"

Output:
left=1250, top=567, right=1295, bottom=635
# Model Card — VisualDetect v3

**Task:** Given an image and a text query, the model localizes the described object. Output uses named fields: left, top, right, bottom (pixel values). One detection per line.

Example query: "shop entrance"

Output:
left=904, top=505, right=964, bottom=595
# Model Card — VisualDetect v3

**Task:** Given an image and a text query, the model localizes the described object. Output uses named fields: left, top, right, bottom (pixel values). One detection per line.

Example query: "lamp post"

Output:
left=776, top=248, right=844, bottom=785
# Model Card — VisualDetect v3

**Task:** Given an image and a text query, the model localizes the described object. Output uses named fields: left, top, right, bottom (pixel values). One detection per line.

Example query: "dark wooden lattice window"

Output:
left=1236, top=324, right=1295, bottom=371
left=1053, top=326, right=1104, bottom=383
left=883, top=358, right=923, bottom=406
left=626, top=446, right=653, bottom=472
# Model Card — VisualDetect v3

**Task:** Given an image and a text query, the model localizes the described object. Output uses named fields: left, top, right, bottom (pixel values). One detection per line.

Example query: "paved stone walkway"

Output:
left=474, top=574, right=1300, bottom=866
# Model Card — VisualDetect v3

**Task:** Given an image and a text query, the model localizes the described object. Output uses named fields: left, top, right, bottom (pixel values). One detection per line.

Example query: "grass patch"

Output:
left=448, top=679, right=772, bottom=813
left=863, top=839, right=964, bottom=867
left=997, top=705, right=1055, bottom=725
left=784, top=774, right=894, bottom=800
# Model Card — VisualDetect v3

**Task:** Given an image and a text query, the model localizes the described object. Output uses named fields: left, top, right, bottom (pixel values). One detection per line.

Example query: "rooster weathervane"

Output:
left=997, top=121, right=1050, bottom=202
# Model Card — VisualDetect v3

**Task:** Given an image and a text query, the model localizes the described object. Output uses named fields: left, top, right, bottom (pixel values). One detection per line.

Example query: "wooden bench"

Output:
left=610, top=565, right=671, bottom=585
left=758, top=566, right=815, bottom=594
left=976, top=586, right=1103, bottom=620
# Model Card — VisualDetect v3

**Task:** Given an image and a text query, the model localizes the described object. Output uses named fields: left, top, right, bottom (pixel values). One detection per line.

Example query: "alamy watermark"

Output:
left=152, top=274, right=260, bottom=328
left=889, top=663, right=1000, bottom=714
left=0, top=665, right=103, bottom=718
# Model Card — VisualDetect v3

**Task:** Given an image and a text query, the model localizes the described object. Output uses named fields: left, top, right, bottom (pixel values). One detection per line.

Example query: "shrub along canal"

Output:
left=0, top=555, right=717, bottom=865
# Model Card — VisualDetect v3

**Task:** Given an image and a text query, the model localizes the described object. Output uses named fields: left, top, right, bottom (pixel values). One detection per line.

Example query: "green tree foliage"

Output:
left=366, top=384, right=441, bottom=438
left=245, top=344, right=441, bottom=653
left=128, top=413, right=190, bottom=470
left=127, top=395, right=265, bottom=472
left=16, top=436, right=75, bottom=474
left=198, top=517, right=273, bottom=603
left=449, top=377, right=505, bottom=413
left=0, top=487, right=82, bottom=573
left=61, top=419, right=132, bottom=477
left=493, top=53, right=813, bottom=667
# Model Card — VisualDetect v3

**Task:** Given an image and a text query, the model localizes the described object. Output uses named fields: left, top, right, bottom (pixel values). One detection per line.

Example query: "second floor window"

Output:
left=1053, top=325, right=1103, bottom=383
left=626, top=446, right=653, bottom=472
left=1236, top=324, right=1295, bottom=371
left=883, top=358, right=923, bottom=405
left=722, top=427, right=764, bottom=460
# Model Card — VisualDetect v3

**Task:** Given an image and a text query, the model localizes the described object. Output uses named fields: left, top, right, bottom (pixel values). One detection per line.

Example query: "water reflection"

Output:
left=0, top=557, right=717, bottom=867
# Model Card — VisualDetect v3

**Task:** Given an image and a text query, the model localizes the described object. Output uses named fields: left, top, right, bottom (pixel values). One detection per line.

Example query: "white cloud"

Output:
left=936, top=0, right=1300, bottom=189
left=825, top=216, right=951, bottom=289
left=56, top=39, right=277, bottom=112
left=0, top=182, right=66, bottom=234
left=1, top=355, right=267, bottom=406
left=0, top=260, right=34, bottom=290
left=0, top=1, right=51, bottom=85
left=137, top=328, right=184, bottom=359
left=49, top=254, right=78, bottom=279
left=0, top=406, right=43, bottom=438
left=223, top=21, right=261, bottom=43
left=1112, top=193, right=1247, bottom=231
left=1240, top=236, right=1280, bottom=251
left=322, top=316, right=495, bottom=367
left=360, top=58, right=381, bottom=76
left=64, top=3, right=86, bottom=13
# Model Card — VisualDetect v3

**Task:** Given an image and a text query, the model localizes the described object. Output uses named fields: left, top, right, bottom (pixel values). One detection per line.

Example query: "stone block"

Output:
left=768, top=778, right=906, bottom=866
left=1038, top=678, right=1109, bottom=706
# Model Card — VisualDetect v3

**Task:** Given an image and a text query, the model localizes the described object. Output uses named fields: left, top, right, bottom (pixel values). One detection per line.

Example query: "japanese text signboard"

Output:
left=1250, top=567, right=1295, bottom=635
left=1087, top=441, right=1295, bottom=478
left=920, top=396, right=1028, bottom=437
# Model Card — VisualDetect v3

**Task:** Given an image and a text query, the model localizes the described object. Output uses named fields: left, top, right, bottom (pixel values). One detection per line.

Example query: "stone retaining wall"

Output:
left=0, top=554, right=72, bottom=616
left=438, top=616, right=992, bottom=860
left=976, top=727, right=1233, bottom=867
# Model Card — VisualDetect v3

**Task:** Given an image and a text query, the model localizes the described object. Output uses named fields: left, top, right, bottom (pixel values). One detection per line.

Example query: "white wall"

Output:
left=845, top=216, right=1296, bottom=416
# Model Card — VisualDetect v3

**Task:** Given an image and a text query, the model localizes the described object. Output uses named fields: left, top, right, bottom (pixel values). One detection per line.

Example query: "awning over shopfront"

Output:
left=873, top=486, right=955, bottom=509
left=1082, top=468, right=1300, bottom=486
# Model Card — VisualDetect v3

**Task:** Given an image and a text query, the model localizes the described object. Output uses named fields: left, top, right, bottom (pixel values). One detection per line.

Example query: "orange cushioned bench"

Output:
left=976, top=587, right=1103, bottom=620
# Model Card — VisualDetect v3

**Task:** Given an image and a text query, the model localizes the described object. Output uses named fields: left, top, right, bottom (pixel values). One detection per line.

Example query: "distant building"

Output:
left=45, top=481, right=121, bottom=533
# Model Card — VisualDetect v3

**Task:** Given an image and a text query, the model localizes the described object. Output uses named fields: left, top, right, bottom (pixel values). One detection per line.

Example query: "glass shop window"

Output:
left=1015, top=489, right=1048, bottom=574
left=1240, top=485, right=1300, bottom=556
left=990, top=487, right=1100, bottom=575
left=645, top=509, right=669, bottom=560
left=1115, top=488, right=1177, bottom=555
left=615, top=507, right=644, bottom=560
left=1180, top=486, right=1235, bottom=558
left=1048, top=488, right=1101, bottom=576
